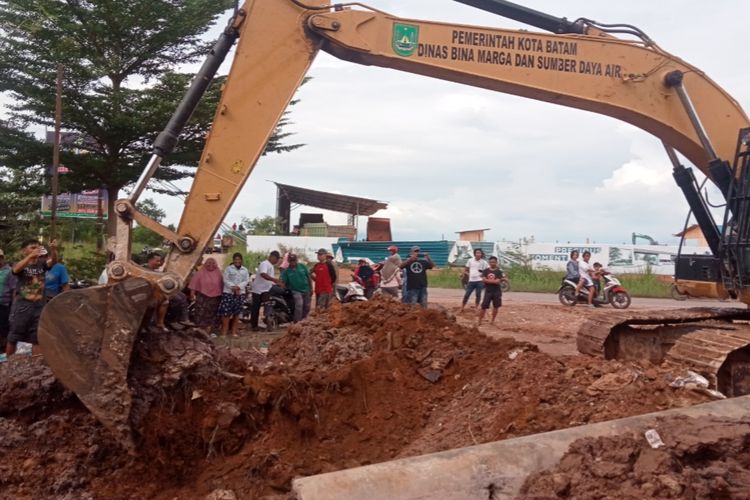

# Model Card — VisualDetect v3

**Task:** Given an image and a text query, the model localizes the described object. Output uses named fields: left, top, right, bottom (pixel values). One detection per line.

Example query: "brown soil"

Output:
left=0, top=298, right=713, bottom=499
left=519, top=416, right=750, bottom=499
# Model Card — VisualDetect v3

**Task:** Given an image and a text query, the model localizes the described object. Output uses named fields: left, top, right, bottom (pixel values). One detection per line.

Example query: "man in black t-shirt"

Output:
left=478, top=256, right=505, bottom=325
left=399, top=245, right=434, bottom=308
left=7, top=238, right=57, bottom=356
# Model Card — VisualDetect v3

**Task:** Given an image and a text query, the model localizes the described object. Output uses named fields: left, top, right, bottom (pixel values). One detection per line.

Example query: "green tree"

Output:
left=136, top=198, right=166, bottom=223
left=0, top=121, right=48, bottom=250
left=132, top=198, right=168, bottom=248
left=0, top=0, right=235, bottom=235
left=0, top=0, right=306, bottom=241
left=241, top=215, right=283, bottom=236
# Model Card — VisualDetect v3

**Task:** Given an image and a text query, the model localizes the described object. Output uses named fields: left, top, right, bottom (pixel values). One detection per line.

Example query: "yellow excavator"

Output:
left=38, top=0, right=750, bottom=448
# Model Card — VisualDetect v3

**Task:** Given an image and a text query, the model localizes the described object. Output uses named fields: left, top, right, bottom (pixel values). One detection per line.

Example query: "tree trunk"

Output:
left=106, top=185, right=120, bottom=238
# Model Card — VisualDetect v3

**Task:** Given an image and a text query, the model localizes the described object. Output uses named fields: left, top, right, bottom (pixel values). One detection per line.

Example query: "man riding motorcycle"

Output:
left=574, top=250, right=599, bottom=308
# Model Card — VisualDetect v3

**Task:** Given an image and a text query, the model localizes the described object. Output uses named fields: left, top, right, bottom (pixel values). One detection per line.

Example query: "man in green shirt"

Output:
left=281, top=253, right=313, bottom=322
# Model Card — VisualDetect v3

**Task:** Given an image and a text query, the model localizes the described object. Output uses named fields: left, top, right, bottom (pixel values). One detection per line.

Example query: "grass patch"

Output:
left=618, top=273, right=672, bottom=298
left=428, top=266, right=672, bottom=298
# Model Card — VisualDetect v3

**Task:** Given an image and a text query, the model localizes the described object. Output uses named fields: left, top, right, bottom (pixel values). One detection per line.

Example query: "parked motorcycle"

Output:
left=336, top=282, right=368, bottom=303
left=262, top=285, right=295, bottom=331
left=558, top=274, right=631, bottom=309
left=239, top=285, right=253, bottom=323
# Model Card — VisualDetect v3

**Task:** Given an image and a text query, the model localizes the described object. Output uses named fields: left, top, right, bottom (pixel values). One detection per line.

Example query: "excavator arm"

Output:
left=37, top=0, right=750, bottom=448
left=311, top=6, right=747, bottom=169
left=112, top=0, right=750, bottom=296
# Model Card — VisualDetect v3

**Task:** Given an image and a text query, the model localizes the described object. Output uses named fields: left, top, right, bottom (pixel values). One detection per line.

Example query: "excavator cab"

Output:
left=672, top=127, right=750, bottom=300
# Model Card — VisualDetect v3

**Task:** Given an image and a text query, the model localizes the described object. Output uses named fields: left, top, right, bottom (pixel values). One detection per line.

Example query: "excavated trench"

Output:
left=0, top=299, right=735, bottom=499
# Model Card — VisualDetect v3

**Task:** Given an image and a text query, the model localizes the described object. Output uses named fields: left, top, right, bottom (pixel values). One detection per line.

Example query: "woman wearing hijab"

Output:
left=188, top=257, right=223, bottom=329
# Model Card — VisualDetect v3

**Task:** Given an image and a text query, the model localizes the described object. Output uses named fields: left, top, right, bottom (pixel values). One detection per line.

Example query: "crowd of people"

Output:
left=192, top=248, right=338, bottom=334
left=350, top=245, right=435, bottom=307
left=188, top=244, right=508, bottom=332
left=0, top=238, right=512, bottom=360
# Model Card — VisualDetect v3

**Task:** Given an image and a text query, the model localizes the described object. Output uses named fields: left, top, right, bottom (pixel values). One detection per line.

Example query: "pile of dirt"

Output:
left=0, top=298, right=716, bottom=499
left=0, top=358, right=128, bottom=499
left=519, top=416, right=750, bottom=499
left=269, top=300, right=464, bottom=371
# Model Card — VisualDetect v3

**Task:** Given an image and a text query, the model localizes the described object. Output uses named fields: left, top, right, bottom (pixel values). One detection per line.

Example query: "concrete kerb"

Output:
left=293, top=395, right=750, bottom=500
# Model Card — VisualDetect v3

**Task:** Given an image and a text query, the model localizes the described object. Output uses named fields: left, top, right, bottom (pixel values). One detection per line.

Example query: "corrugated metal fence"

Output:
left=333, top=240, right=455, bottom=266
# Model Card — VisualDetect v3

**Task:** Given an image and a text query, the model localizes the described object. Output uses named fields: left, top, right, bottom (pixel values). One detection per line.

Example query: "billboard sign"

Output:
left=41, top=189, right=108, bottom=219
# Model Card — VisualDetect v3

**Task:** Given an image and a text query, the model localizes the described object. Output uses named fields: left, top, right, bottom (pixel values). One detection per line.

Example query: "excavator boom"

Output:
left=37, top=0, right=750, bottom=448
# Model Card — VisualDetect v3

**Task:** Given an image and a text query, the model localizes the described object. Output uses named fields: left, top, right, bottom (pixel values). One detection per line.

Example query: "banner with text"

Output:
left=41, top=190, right=108, bottom=220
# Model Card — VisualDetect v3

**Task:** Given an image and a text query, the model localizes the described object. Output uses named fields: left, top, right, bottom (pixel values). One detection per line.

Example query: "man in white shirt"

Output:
left=462, top=248, right=488, bottom=310
left=250, top=251, right=282, bottom=331
left=574, top=250, right=596, bottom=307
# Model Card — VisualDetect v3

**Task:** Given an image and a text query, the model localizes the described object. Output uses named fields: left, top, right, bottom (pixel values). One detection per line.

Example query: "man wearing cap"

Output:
left=399, top=245, right=434, bottom=308
left=311, top=248, right=337, bottom=310
left=380, top=245, right=402, bottom=298
left=0, top=249, right=18, bottom=353
left=281, top=253, right=313, bottom=322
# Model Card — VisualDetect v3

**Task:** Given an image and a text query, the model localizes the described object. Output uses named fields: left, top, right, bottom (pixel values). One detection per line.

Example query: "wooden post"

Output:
left=50, top=64, right=63, bottom=240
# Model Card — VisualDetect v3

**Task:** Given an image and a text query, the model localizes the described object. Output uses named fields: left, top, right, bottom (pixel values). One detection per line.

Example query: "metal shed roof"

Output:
left=274, top=182, right=388, bottom=216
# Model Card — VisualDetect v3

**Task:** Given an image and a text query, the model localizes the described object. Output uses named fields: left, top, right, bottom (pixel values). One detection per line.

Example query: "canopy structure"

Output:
left=274, top=182, right=388, bottom=235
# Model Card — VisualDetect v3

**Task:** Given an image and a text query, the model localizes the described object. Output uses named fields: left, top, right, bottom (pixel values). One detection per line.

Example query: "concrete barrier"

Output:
left=293, top=395, right=750, bottom=500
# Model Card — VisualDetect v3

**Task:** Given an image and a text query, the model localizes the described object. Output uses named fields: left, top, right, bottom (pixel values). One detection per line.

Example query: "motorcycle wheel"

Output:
left=239, top=305, right=251, bottom=323
left=265, top=314, right=277, bottom=332
left=500, top=281, right=510, bottom=293
left=670, top=284, right=688, bottom=301
left=610, top=291, right=631, bottom=309
left=558, top=286, right=577, bottom=306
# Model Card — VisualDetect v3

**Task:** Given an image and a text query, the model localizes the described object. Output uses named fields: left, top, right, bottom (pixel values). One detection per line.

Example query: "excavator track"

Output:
left=576, top=307, right=750, bottom=397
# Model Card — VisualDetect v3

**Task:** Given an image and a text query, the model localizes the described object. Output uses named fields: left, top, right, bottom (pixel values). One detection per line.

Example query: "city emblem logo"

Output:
left=392, top=23, right=419, bottom=57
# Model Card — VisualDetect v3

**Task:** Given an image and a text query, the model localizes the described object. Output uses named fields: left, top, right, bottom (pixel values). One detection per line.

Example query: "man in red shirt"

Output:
left=311, top=248, right=337, bottom=310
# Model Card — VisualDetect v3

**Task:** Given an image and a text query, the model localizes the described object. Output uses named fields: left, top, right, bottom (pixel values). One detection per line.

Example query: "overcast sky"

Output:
left=7, top=1, right=749, bottom=244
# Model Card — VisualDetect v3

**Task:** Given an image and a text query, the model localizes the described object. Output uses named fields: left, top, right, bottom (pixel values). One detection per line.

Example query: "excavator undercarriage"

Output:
left=577, top=308, right=750, bottom=397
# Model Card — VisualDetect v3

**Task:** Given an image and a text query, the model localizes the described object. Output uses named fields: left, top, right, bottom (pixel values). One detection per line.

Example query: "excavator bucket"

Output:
left=37, top=277, right=154, bottom=450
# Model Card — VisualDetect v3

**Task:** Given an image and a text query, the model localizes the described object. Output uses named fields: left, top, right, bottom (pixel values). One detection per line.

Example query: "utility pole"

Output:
left=50, top=64, right=63, bottom=240
left=96, top=186, right=104, bottom=253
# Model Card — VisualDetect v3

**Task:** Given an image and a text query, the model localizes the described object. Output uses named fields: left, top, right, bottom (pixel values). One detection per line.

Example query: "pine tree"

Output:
left=0, top=121, right=49, bottom=250
left=0, top=0, right=304, bottom=237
